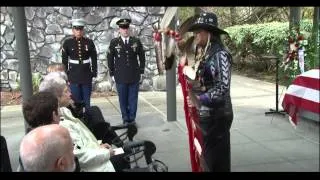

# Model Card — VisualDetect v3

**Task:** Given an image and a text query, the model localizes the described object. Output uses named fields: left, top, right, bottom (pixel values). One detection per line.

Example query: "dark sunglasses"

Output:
left=73, top=26, right=84, bottom=30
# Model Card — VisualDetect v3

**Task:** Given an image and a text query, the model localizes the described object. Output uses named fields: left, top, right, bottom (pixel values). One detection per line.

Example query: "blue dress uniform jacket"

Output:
left=62, top=37, right=97, bottom=84
left=107, top=36, right=145, bottom=84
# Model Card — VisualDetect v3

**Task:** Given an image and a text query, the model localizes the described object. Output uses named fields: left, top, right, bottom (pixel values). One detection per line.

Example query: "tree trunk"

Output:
left=230, top=7, right=237, bottom=26
left=194, top=7, right=204, bottom=14
left=155, top=40, right=164, bottom=75
left=289, top=7, right=301, bottom=30
left=312, top=7, right=319, bottom=67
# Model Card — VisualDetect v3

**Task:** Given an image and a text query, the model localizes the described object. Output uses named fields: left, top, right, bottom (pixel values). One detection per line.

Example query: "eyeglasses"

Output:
left=73, top=26, right=84, bottom=30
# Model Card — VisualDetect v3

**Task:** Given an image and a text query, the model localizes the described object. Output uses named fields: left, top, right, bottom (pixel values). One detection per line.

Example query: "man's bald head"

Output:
left=20, top=124, right=75, bottom=172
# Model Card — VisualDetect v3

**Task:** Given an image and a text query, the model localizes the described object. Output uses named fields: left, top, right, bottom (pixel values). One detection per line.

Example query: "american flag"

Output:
left=282, top=69, right=320, bottom=127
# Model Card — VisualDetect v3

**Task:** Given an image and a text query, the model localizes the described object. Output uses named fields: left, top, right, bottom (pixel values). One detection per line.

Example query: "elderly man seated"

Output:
left=19, top=124, right=76, bottom=172
left=20, top=92, right=80, bottom=172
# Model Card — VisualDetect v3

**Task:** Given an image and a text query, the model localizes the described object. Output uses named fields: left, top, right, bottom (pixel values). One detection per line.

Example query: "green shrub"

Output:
left=224, top=19, right=315, bottom=72
left=16, top=73, right=43, bottom=93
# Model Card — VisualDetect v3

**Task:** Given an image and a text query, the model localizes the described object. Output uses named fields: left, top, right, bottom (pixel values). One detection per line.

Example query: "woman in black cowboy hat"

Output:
left=179, top=12, right=233, bottom=172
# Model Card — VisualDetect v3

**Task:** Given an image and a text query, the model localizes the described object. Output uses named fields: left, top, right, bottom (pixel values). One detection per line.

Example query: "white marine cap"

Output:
left=71, top=18, right=86, bottom=27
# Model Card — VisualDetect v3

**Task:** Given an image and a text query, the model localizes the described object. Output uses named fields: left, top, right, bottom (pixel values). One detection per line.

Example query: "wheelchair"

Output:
left=68, top=102, right=168, bottom=172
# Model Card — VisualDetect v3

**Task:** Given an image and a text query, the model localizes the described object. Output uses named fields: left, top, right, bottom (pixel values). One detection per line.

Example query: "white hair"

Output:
left=39, top=77, right=67, bottom=98
left=44, top=72, right=68, bottom=81
left=20, top=136, right=65, bottom=171
left=20, top=125, right=70, bottom=172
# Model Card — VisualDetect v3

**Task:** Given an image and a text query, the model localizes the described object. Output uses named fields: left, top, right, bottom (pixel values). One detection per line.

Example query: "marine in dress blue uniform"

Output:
left=107, top=17, right=146, bottom=124
left=62, top=18, right=97, bottom=113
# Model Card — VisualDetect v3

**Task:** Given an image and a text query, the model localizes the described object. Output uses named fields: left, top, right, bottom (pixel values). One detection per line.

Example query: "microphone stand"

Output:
left=265, top=56, right=286, bottom=116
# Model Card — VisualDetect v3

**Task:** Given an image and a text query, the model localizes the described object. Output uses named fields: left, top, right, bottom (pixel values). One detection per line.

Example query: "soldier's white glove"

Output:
left=111, top=76, right=115, bottom=82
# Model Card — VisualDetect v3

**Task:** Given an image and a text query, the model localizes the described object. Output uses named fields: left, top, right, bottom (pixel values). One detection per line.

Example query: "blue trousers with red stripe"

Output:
left=69, top=83, right=92, bottom=113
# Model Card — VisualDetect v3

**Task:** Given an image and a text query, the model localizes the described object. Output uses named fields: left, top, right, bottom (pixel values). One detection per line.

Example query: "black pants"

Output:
left=87, top=107, right=131, bottom=171
left=110, top=153, right=131, bottom=172
left=83, top=106, right=122, bottom=146
left=203, top=131, right=231, bottom=172
left=85, top=105, right=106, bottom=128
left=199, top=110, right=233, bottom=172
left=1, top=135, right=12, bottom=172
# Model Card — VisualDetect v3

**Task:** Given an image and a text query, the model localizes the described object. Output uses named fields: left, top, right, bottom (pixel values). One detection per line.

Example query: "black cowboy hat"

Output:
left=188, top=12, right=228, bottom=35
left=116, top=17, right=131, bottom=28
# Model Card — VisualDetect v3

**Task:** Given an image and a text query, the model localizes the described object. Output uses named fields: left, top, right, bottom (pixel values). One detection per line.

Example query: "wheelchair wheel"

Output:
left=150, top=159, right=168, bottom=172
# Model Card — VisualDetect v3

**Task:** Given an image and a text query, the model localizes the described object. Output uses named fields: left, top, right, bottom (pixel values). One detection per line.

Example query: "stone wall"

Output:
left=0, top=7, right=167, bottom=91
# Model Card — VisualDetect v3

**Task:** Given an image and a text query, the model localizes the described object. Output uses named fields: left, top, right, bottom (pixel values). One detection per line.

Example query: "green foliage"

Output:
left=225, top=20, right=313, bottom=58
left=225, top=20, right=313, bottom=56
left=302, top=7, right=315, bottom=19
left=304, top=31, right=320, bottom=70
left=16, top=73, right=43, bottom=93
left=178, top=7, right=195, bottom=23
left=225, top=19, right=317, bottom=86
left=32, top=73, right=42, bottom=93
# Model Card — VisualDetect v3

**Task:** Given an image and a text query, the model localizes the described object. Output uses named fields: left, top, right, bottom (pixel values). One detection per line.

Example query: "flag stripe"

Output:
left=282, top=93, right=320, bottom=114
left=194, top=137, right=202, bottom=155
left=285, top=84, right=320, bottom=103
left=282, top=69, right=319, bottom=126
left=292, top=76, right=320, bottom=91
left=282, top=101, right=298, bottom=126
left=299, top=69, right=320, bottom=79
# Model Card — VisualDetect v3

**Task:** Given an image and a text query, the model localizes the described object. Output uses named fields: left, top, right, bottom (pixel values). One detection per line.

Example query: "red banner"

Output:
left=178, top=64, right=205, bottom=172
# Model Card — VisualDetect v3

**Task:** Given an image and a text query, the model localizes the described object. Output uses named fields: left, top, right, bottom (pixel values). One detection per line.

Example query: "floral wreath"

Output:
left=283, top=27, right=307, bottom=65
left=281, top=25, right=308, bottom=87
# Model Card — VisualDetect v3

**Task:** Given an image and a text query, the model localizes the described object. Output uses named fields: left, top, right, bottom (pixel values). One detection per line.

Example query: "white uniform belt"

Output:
left=69, top=59, right=90, bottom=64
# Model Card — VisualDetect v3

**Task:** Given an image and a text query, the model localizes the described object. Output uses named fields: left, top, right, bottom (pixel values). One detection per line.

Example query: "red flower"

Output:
left=297, top=35, right=304, bottom=41
left=175, top=36, right=182, bottom=41
left=153, top=32, right=162, bottom=41
left=174, top=32, right=182, bottom=41
left=288, top=37, right=294, bottom=43
left=290, top=56, right=294, bottom=61
left=165, top=29, right=171, bottom=36
left=170, top=30, right=176, bottom=37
